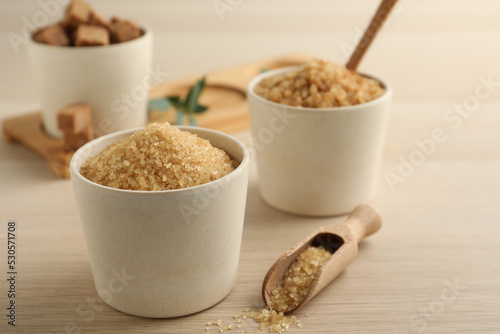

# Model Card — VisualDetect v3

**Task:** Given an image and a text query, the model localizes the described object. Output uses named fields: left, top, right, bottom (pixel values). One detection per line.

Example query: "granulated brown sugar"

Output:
left=269, top=246, right=332, bottom=313
left=207, top=309, right=301, bottom=334
left=80, top=123, right=238, bottom=191
left=206, top=246, right=331, bottom=333
left=247, top=308, right=301, bottom=333
left=254, top=59, right=385, bottom=108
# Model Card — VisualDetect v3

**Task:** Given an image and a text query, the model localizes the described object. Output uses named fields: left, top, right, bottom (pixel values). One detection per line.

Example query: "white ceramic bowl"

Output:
left=70, top=126, right=249, bottom=318
left=28, top=25, right=153, bottom=138
left=247, top=66, right=392, bottom=216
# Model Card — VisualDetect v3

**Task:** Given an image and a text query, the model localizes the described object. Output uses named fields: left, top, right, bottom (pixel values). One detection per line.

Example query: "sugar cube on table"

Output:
left=57, top=104, right=93, bottom=152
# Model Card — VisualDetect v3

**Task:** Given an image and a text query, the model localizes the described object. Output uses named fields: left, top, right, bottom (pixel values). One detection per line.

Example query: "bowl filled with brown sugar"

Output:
left=69, top=122, right=249, bottom=318
left=247, top=59, right=392, bottom=216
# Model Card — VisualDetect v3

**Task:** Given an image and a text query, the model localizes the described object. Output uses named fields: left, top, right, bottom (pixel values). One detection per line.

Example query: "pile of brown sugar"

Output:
left=268, top=246, right=332, bottom=313
left=32, top=0, right=142, bottom=46
left=206, top=246, right=332, bottom=334
left=207, top=309, right=301, bottom=334
left=80, top=122, right=238, bottom=191
left=254, top=59, right=385, bottom=108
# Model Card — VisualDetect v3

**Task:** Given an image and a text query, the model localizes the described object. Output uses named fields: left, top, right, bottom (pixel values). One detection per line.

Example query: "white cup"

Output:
left=247, top=67, right=392, bottom=216
left=70, top=126, right=249, bottom=318
left=28, top=25, right=153, bottom=138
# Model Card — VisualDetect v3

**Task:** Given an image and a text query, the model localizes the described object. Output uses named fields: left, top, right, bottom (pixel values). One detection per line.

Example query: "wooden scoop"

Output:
left=262, top=204, right=382, bottom=314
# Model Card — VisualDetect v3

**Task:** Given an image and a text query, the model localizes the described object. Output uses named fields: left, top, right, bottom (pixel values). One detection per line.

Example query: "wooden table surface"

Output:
left=1, top=1, right=499, bottom=333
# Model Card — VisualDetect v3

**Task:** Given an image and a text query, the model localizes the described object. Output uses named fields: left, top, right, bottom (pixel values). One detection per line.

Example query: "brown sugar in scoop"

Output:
left=262, top=204, right=382, bottom=315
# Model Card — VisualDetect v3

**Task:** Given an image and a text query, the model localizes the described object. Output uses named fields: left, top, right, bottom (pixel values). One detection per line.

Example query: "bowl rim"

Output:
left=69, top=125, right=249, bottom=195
left=247, top=65, right=392, bottom=113
left=28, top=23, right=152, bottom=51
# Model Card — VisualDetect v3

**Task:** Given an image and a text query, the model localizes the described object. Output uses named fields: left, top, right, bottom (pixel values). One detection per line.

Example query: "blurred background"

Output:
left=1, top=0, right=499, bottom=114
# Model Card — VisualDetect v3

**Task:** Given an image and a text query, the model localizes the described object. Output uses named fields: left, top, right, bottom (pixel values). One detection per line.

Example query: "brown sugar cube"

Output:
left=74, top=25, right=109, bottom=46
left=58, top=104, right=92, bottom=133
left=32, top=24, right=69, bottom=46
left=57, top=104, right=93, bottom=138
left=88, top=10, right=110, bottom=29
left=63, top=0, right=92, bottom=29
left=57, top=104, right=93, bottom=151
left=109, top=17, right=141, bottom=43
left=61, top=151, right=74, bottom=168
left=32, top=28, right=45, bottom=43
left=63, top=132, right=93, bottom=152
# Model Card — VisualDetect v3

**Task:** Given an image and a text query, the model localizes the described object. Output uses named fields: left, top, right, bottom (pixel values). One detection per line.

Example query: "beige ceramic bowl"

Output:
left=28, top=25, right=153, bottom=138
left=70, top=126, right=249, bottom=318
left=247, top=66, right=392, bottom=216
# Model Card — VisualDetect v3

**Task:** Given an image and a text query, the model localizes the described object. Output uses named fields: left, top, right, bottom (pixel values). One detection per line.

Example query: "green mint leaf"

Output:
left=148, top=98, right=171, bottom=111
left=157, top=78, right=208, bottom=126
left=166, top=95, right=182, bottom=105
left=166, top=96, right=187, bottom=111
left=175, top=110, right=184, bottom=125
left=185, top=77, right=206, bottom=112
left=194, top=105, right=208, bottom=113
left=188, top=114, right=198, bottom=126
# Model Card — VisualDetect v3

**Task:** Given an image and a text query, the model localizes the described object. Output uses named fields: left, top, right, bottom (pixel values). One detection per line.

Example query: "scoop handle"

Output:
left=345, top=204, right=382, bottom=242
left=346, top=0, right=399, bottom=71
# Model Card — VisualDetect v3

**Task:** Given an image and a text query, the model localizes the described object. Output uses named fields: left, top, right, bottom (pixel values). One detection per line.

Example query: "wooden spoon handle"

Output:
left=346, top=0, right=399, bottom=71
left=344, top=204, right=382, bottom=242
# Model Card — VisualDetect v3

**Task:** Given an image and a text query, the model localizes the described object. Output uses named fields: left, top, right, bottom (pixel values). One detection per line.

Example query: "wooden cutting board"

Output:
left=148, top=53, right=312, bottom=133
left=2, top=53, right=313, bottom=178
